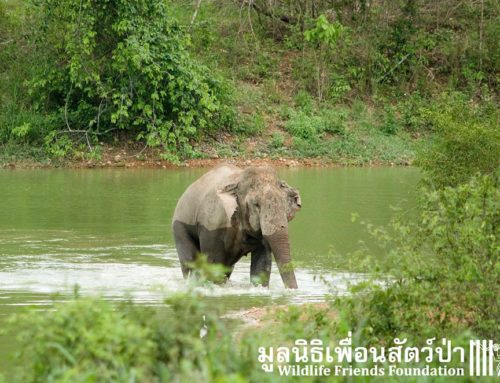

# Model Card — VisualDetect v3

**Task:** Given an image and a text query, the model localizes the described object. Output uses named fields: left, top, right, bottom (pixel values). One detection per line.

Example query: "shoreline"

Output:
left=1, top=128, right=415, bottom=170
left=1, top=157, right=412, bottom=170
left=1, top=154, right=412, bottom=170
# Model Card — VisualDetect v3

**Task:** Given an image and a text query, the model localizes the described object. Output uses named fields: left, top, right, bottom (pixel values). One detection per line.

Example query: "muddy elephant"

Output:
left=172, top=164, right=301, bottom=288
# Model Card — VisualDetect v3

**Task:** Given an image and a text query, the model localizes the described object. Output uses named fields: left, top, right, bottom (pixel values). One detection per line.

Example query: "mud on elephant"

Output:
left=172, top=164, right=301, bottom=288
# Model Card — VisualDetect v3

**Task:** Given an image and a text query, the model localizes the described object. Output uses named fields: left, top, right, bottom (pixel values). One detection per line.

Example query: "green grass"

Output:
left=265, top=101, right=416, bottom=164
left=0, top=142, right=51, bottom=166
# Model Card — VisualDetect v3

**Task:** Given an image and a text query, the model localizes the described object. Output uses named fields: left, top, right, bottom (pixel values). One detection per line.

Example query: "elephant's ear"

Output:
left=279, top=180, right=291, bottom=190
left=279, top=180, right=298, bottom=198
left=280, top=180, right=301, bottom=207
left=217, top=182, right=239, bottom=224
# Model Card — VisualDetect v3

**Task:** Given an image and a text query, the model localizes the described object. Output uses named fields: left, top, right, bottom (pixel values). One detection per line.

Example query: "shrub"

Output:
left=337, top=174, right=499, bottom=341
left=12, top=297, right=156, bottom=382
left=396, top=92, right=435, bottom=132
left=303, top=14, right=346, bottom=101
left=416, top=93, right=499, bottom=188
left=320, top=108, right=347, bottom=135
left=22, top=0, right=233, bottom=156
left=284, top=110, right=324, bottom=140
left=378, top=105, right=399, bottom=135
left=9, top=289, right=278, bottom=383
left=270, top=132, right=285, bottom=149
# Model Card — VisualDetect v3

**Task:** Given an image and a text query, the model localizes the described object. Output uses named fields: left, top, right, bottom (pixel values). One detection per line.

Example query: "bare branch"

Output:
left=247, top=0, right=257, bottom=41
left=479, top=0, right=484, bottom=71
left=377, top=53, right=412, bottom=83
left=190, top=0, right=203, bottom=26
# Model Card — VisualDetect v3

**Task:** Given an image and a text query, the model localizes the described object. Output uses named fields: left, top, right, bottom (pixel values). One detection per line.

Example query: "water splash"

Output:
left=0, top=230, right=359, bottom=309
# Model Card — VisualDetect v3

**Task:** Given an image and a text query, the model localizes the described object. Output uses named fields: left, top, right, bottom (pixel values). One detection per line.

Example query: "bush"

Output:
left=9, top=282, right=273, bottom=382
left=12, top=297, right=156, bottom=382
left=284, top=110, right=324, bottom=140
left=416, top=93, right=499, bottom=188
left=337, top=174, right=499, bottom=341
left=270, top=132, right=285, bottom=149
left=396, top=93, right=435, bottom=132
left=378, top=106, right=398, bottom=135
left=21, top=0, right=233, bottom=156
left=284, top=107, right=347, bottom=140
left=319, top=108, right=347, bottom=135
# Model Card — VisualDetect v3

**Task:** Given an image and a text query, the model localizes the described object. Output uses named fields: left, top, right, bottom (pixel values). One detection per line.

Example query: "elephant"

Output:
left=172, top=164, right=301, bottom=288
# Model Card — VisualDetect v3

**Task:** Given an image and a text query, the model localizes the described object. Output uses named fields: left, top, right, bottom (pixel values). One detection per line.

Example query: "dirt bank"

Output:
left=1, top=142, right=409, bottom=169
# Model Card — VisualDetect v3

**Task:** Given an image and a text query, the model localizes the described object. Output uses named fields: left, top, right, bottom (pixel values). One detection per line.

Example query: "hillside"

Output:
left=0, top=0, right=498, bottom=166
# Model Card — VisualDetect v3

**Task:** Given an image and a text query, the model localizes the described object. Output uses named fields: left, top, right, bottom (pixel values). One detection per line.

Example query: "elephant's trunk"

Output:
left=264, top=228, right=298, bottom=289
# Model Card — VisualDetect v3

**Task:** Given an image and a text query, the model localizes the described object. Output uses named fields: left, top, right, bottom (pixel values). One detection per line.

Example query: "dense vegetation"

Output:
left=0, top=0, right=498, bottom=163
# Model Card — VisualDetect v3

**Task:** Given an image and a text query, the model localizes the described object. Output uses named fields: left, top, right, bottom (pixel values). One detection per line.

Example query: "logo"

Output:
left=257, top=332, right=500, bottom=377
left=470, top=340, right=499, bottom=376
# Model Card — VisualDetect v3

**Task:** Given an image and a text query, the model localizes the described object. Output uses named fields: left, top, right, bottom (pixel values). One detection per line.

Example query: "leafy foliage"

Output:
left=337, top=173, right=499, bottom=342
left=12, top=297, right=155, bottom=382
left=284, top=110, right=325, bottom=140
left=303, top=14, right=347, bottom=101
left=304, top=14, right=345, bottom=49
left=416, top=93, right=499, bottom=188
left=9, top=290, right=277, bottom=383
left=23, top=0, right=233, bottom=157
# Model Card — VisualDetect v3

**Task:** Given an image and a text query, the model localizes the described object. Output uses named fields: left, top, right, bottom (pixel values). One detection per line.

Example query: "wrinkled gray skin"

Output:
left=172, top=164, right=301, bottom=288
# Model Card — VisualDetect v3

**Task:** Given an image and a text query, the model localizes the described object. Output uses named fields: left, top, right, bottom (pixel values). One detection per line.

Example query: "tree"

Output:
left=26, top=0, right=232, bottom=157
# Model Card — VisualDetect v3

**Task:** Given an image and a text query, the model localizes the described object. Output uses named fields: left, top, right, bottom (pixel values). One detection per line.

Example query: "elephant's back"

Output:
left=172, top=164, right=241, bottom=227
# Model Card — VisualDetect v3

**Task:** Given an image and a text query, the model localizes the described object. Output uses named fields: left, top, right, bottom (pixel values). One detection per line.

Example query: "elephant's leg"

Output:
left=198, top=226, right=233, bottom=283
left=173, top=221, right=200, bottom=279
left=250, top=246, right=272, bottom=287
left=199, top=227, right=227, bottom=263
left=225, top=265, right=235, bottom=280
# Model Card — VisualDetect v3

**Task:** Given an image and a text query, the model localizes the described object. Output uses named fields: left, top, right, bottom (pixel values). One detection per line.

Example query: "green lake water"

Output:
left=0, top=167, right=419, bottom=372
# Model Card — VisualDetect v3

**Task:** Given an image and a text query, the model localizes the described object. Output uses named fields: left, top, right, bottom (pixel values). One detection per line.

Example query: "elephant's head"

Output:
left=222, top=166, right=300, bottom=288
left=280, top=180, right=301, bottom=221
